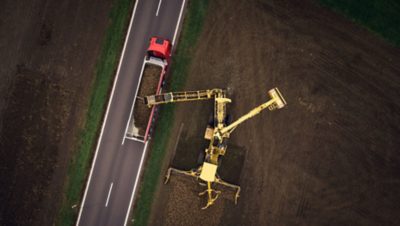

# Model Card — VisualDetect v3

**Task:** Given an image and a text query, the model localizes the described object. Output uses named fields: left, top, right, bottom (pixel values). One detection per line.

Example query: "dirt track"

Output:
left=149, top=0, right=400, bottom=225
left=0, top=0, right=112, bottom=225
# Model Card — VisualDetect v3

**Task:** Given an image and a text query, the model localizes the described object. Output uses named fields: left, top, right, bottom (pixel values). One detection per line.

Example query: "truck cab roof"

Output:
left=147, top=37, right=171, bottom=60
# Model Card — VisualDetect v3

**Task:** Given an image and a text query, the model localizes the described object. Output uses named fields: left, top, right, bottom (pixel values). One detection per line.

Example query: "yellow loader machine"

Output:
left=143, top=88, right=286, bottom=209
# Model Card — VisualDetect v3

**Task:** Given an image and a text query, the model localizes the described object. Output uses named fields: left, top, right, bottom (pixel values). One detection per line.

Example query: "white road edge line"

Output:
left=172, top=0, right=187, bottom=45
left=122, top=58, right=146, bottom=145
left=75, top=0, right=140, bottom=225
left=124, top=141, right=149, bottom=226
left=105, top=183, right=114, bottom=207
left=156, top=0, right=162, bottom=16
left=124, top=1, right=187, bottom=224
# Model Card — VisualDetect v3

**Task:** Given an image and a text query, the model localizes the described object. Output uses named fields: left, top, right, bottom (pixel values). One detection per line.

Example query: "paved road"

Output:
left=76, top=0, right=186, bottom=225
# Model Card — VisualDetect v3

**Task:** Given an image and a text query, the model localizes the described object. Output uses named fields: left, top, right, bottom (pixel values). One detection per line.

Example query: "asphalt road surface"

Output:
left=76, top=0, right=186, bottom=225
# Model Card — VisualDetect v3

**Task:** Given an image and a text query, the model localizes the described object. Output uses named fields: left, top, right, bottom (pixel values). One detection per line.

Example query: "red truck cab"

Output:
left=147, top=37, right=171, bottom=62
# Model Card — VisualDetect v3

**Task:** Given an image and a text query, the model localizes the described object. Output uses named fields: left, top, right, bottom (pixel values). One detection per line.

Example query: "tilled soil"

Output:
left=149, top=0, right=400, bottom=225
left=0, top=0, right=112, bottom=225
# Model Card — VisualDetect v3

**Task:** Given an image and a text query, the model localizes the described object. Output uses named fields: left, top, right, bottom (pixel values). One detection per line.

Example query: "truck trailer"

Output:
left=126, top=37, right=171, bottom=142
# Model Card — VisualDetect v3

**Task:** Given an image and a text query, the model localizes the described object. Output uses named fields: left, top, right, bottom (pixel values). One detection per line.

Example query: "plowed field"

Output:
left=149, top=0, right=400, bottom=225
left=0, top=0, right=112, bottom=225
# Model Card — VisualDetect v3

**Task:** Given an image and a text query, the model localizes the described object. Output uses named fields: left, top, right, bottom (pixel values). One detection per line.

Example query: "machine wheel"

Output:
left=208, top=113, right=215, bottom=127
left=197, top=150, right=205, bottom=165
left=224, top=114, right=232, bottom=126
left=218, top=156, right=223, bottom=167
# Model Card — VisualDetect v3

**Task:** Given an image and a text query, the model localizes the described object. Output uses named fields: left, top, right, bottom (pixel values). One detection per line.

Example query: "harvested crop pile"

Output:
left=159, top=173, right=237, bottom=226
left=133, top=64, right=162, bottom=135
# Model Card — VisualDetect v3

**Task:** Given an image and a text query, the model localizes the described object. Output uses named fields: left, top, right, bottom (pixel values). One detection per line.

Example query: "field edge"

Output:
left=318, top=0, right=400, bottom=47
left=56, top=0, right=135, bottom=225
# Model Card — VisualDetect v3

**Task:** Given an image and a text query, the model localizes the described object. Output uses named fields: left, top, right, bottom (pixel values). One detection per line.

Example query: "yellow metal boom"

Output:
left=217, top=88, right=286, bottom=138
left=143, top=89, right=224, bottom=107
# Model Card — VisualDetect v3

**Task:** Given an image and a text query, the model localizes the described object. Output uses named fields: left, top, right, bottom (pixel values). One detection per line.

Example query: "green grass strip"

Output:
left=131, top=1, right=209, bottom=225
left=57, top=0, right=134, bottom=225
left=319, top=0, right=400, bottom=46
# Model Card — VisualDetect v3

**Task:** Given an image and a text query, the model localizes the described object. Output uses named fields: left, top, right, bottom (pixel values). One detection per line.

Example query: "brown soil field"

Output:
left=134, top=64, right=163, bottom=135
left=149, top=0, right=400, bottom=225
left=0, top=0, right=112, bottom=225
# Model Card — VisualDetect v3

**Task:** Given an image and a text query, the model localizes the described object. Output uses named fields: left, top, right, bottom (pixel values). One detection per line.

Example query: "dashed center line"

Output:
left=105, top=182, right=114, bottom=207
left=156, top=0, right=162, bottom=16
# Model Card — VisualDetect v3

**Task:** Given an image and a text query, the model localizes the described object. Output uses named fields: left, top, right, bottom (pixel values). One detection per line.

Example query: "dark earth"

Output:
left=1, top=0, right=400, bottom=225
left=149, top=0, right=400, bottom=225
left=0, top=0, right=113, bottom=225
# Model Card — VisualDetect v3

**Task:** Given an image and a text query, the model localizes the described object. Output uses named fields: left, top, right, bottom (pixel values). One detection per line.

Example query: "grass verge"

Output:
left=319, top=0, right=400, bottom=46
left=131, top=0, right=209, bottom=225
left=57, top=0, right=134, bottom=225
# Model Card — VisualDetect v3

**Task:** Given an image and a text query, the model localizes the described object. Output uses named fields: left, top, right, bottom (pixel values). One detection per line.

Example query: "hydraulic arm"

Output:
left=216, top=88, right=286, bottom=139
left=143, top=89, right=225, bottom=107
